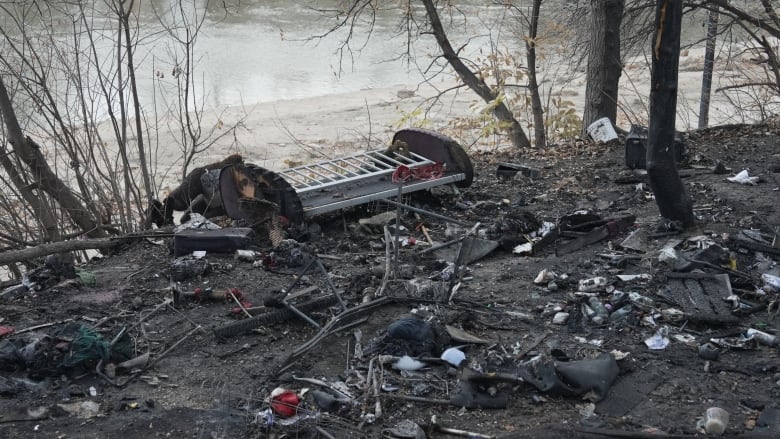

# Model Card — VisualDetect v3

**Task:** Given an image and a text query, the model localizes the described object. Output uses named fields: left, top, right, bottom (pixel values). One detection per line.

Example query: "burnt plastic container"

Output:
left=625, top=125, right=685, bottom=169
left=173, top=227, right=255, bottom=256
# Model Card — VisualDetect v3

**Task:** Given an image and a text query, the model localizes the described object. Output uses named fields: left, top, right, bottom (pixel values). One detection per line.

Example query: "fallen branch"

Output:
left=0, top=238, right=124, bottom=265
left=573, top=425, right=704, bottom=438
left=0, top=229, right=172, bottom=265
left=430, top=415, right=495, bottom=439
left=16, top=318, right=75, bottom=334
left=383, top=393, right=450, bottom=405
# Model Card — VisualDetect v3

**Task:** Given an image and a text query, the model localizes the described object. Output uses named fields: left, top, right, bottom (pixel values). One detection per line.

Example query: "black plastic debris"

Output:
left=433, top=237, right=499, bottom=265
left=387, top=317, right=433, bottom=343
left=173, top=227, right=255, bottom=256
left=309, top=389, right=352, bottom=413
left=496, top=163, right=541, bottom=180
left=363, top=316, right=449, bottom=357
left=672, top=243, right=731, bottom=272
left=491, top=210, right=542, bottom=251
left=449, top=379, right=510, bottom=409
left=625, top=124, right=685, bottom=169
left=517, top=353, right=620, bottom=402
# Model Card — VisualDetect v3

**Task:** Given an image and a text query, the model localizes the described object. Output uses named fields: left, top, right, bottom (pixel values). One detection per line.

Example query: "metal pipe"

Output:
left=419, top=235, right=466, bottom=254
left=379, top=198, right=472, bottom=227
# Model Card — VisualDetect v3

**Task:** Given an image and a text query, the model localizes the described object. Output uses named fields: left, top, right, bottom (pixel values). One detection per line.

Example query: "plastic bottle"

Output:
left=609, top=304, right=634, bottom=322
left=746, top=328, right=779, bottom=347
left=588, top=296, right=609, bottom=325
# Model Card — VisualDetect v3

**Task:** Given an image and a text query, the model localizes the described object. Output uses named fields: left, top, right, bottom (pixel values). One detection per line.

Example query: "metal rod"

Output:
left=393, top=182, right=403, bottom=277
left=350, top=154, right=386, bottom=171
left=280, top=300, right=320, bottom=328
left=316, top=259, right=347, bottom=311
left=448, top=222, right=480, bottom=298
left=419, top=235, right=466, bottom=254
left=380, top=198, right=472, bottom=227
left=282, top=257, right=318, bottom=294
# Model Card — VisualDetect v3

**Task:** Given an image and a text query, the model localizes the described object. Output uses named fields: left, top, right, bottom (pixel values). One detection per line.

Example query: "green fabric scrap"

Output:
left=75, top=268, right=97, bottom=286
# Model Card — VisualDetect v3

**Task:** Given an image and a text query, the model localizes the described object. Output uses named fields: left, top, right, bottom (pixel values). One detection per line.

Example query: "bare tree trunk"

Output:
left=526, top=0, right=546, bottom=148
left=698, top=5, right=719, bottom=129
left=0, top=77, right=107, bottom=238
left=421, top=0, right=531, bottom=149
left=118, top=0, right=152, bottom=220
left=647, top=0, right=694, bottom=229
left=0, top=147, right=59, bottom=242
left=583, top=0, right=625, bottom=132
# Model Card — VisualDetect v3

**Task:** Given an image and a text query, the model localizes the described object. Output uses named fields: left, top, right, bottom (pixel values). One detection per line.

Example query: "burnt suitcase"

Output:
left=625, top=125, right=685, bottom=169
left=173, top=227, right=255, bottom=256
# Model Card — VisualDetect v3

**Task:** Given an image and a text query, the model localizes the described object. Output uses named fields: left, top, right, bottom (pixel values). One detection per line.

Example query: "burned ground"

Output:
left=1, top=122, right=778, bottom=439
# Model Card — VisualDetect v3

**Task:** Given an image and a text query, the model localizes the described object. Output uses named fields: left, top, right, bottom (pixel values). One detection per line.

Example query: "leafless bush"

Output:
left=0, top=0, right=244, bottom=280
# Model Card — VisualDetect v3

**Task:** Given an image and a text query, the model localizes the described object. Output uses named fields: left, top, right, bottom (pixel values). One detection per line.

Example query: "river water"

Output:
left=2, top=1, right=723, bottom=119
left=137, top=0, right=522, bottom=109
left=129, top=1, right=736, bottom=125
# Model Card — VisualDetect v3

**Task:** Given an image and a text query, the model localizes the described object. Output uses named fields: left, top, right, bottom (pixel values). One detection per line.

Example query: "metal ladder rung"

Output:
left=279, top=149, right=436, bottom=194
left=308, top=164, right=342, bottom=179
left=285, top=168, right=325, bottom=188
left=405, top=151, right=431, bottom=163
left=344, top=155, right=387, bottom=171
left=367, top=151, right=407, bottom=167
left=348, top=155, right=389, bottom=172
left=299, top=165, right=341, bottom=184
left=328, top=160, right=364, bottom=175
left=282, top=170, right=314, bottom=187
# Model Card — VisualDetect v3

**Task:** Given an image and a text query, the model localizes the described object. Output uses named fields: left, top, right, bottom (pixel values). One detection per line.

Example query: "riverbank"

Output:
left=154, top=80, right=477, bottom=173
left=149, top=44, right=775, bottom=194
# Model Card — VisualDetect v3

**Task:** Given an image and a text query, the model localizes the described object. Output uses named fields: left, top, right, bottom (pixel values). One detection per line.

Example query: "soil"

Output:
left=1, top=122, right=779, bottom=439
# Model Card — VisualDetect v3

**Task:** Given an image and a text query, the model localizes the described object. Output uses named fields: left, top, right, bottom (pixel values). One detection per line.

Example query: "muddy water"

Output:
left=136, top=0, right=523, bottom=108
left=136, top=1, right=719, bottom=114
left=2, top=1, right=717, bottom=113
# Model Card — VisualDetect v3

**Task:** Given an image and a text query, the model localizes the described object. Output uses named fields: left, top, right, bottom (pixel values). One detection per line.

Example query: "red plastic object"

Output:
left=270, top=390, right=300, bottom=418
left=392, top=162, right=445, bottom=184
left=0, top=326, right=14, bottom=337
left=228, top=287, right=243, bottom=301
